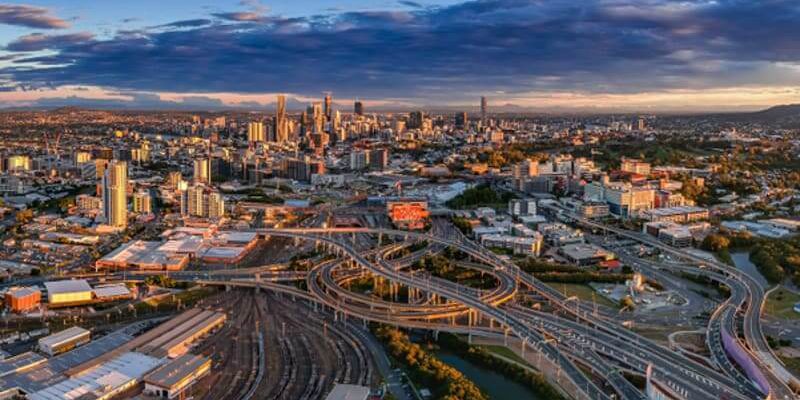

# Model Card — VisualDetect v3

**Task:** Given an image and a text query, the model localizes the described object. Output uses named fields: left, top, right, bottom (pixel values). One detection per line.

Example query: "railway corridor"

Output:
left=191, top=290, right=378, bottom=400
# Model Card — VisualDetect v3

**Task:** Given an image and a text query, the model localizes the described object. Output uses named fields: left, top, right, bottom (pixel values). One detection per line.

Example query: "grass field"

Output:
left=781, top=357, right=800, bottom=377
left=544, top=282, right=619, bottom=309
left=479, top=345, right=531, bottom=366
left=765, top=287, right=800, bottom=320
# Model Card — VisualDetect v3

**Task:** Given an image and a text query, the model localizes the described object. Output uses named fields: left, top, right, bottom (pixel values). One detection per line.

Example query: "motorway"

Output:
left=540, top=203, right=800, bottom=399
left=47, top=213, right=798, bottom=399
left=252, top=226, right=763, bottom=400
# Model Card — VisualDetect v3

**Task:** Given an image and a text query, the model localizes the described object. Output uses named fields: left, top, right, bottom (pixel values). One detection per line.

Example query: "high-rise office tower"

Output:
left=333, top=110, right=341, bottom=131
left=181, top=184, right=225, bottom=218
left=132, top=190, right=152, bottom=214
left=274, top=94, right=288, bottom=143
left=480, top=96, right=487, bottom=122
left=247, top=121, right=266, bottom=143
left=312, top=102, right=324, bottom=133
left=354, top=100, right=364, bottom=116
left=408, top=111, right=425, bottom=129
left=323, top=92, right=332, bottom=122
left=455, top=112, right=468, bottom=129
left=193, top=158, right=211, bottom=184
left=102, top=160, right=128, bottom=228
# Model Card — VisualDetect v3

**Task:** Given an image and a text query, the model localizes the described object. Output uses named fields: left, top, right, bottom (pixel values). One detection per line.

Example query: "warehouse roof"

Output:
left=325, top=384, right=370, bottom=400
left=6, top=286, right=40, bottom=298
left=144, top=353, right=210, bottom=389
left=44, top=280, right=92, bottom=295
left=38, top=326, right=90, bottom=349
left=28, top=352, right=162, bottom=400
left=214, top=231, right=257, bottom=244
left=93, top=284, right=131, bottom=299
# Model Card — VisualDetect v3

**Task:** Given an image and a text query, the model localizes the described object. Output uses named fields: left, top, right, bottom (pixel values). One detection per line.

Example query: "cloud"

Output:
left=155, top=19, right=212, bottom=29
left=398, top=1, right=423, bottom=8
left=212, top=12, right=267, bottom=22
left=0, top=4, right=69, bottom=29
left=2, top=0, right=800, bottom=103
left=6, top=32, right=94, bottom=52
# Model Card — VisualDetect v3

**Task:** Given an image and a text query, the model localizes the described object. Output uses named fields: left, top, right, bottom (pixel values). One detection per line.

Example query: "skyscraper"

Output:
left=455, top=112, right=468, bottom=129
left=102, top=160, right=128, bottom=228
left=354, top=100, right=364, bottom=116
left=408, top=111, right=425, bottom=129
left=181, top=184, right=225, bottom=218
left=247, top=121, right=266, bottom=143
left=323, top=92, right=332, bottom=122
left=274, top=94, right=288, bottom=143
left=312, top=102, right=324, bottom=133
left=193, top=158, right=211, bottom=184
left=480, top=96, right=488, bottom=122
left=132, top=190, right=152, bottom=214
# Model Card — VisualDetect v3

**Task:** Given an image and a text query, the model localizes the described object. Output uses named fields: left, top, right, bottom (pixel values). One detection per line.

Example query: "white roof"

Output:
left=325, top=384, right=370, bottom=400
left=158, top=236, right=205, bottom=253
left=93, top=284, right=131, bottom=299
left=39, top=326, right=90, bottom=348
left=202, top=247, right=246, bottom=259
left=28, top=352, right=162, bottom=400
left=215, top=231, right=257, bottom=244
left=44, top=280, right=92, bottom=295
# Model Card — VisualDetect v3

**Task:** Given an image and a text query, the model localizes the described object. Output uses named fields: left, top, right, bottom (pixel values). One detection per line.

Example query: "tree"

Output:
left=15, top=209, right=33, bottom=224
left=620, top=295, right=635, bottom=311
left=701, top=234, right=730, bottom=252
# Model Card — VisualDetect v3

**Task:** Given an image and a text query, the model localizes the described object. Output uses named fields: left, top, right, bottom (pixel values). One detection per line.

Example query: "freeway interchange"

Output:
left=103, top=216, right=798, bottom=400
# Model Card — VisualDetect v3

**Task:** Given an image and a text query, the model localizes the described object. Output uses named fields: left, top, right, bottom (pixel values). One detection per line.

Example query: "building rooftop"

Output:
left=202, top=247, right=246, bottom=260
left=93, top=284, right=131, bottom=299
left=38, top=326, right=90, bottom=349
left=644, top=206, right=708, bottom=217
left=44, top=280, right=92, bottom=295
left=6, top=286, right=40, bottom=298
left=144, top=353, right=210, bottom=389
left=214, top=231, right=258, bottom=244
left=28, top=352, right=162, bottom=400
left=559, top=243, right=613, bottom=261
left=324, top=384, right=371, bottom=400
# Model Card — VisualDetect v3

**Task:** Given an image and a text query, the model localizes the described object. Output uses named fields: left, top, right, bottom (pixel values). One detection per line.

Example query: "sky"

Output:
left=0, top=0, right=799, bottom=112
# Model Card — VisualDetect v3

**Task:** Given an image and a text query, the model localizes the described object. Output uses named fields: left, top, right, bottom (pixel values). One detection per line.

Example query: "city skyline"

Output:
left=0, top=0, right=799, bottom=112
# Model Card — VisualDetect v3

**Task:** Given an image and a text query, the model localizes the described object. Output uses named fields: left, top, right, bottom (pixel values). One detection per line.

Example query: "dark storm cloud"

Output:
left=3, top=0, right=800, bottom=100
left=0, top=4, right=69, bottom=29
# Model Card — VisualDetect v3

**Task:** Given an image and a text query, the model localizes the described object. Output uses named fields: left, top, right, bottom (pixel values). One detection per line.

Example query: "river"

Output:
left=435, top=349, right=544, bottom=400
left=730, top=251, right=769, bottom=288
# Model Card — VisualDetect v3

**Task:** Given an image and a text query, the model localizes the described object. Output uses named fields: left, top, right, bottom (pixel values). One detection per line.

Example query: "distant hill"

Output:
left=733, top=104, right=800, bottom=123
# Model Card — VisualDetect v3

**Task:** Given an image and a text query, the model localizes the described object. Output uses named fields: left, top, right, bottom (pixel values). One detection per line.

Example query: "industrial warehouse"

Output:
left=0, top=307, right=225, bottom=399
left=95, top=227, right=260, bottom=270
left=2, top=280, right=134, bottom=314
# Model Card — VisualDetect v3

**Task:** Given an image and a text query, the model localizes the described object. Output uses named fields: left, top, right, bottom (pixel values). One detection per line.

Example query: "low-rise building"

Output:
left=643, top=221, right=710, bottom=247
left=4, top=286, right=41, bottom=313
left=96, top=240, right=190, bottom=271
left=480, top=233, right=543, bottom=256
left=144, top=354, right=211, bottom=399
left=508, top=199, right=537, bottom=217
left=324, top=384, right=371, bottom=400
left=29, top=351, right=162, bottom=400
left=559, top=243, right=615, bottom=266
left=538, top=223, right=584, bottom=246
left=386, top=200, right=429, bottom=230
left=93, top=284, right=134, bottom=302
left=642, top=206, right=709, bottom=223
left=763, top=218, right=800, bottom=231
left=38, top=326, right=91, bottom=356
left=44, top=280, right=93, bottom=307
